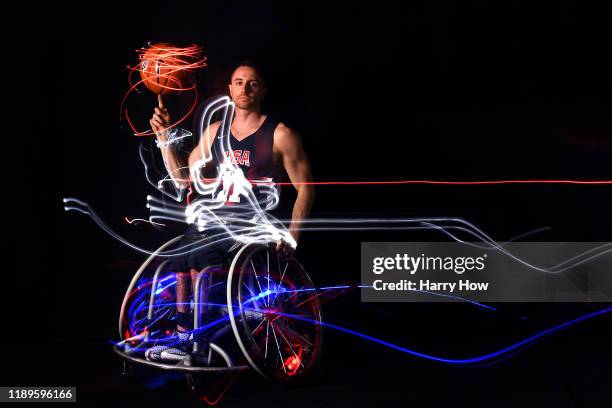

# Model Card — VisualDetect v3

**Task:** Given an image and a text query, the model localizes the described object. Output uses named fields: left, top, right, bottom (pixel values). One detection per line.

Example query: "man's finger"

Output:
left=152, top=117, right=165, bottom=129
left=153, top=113, right=165, bottom=124
left=155, top=107, right=170, bottom=120
left=155, top=107, right=170, bottom=117
left=158, top=94, right=165, bottom=109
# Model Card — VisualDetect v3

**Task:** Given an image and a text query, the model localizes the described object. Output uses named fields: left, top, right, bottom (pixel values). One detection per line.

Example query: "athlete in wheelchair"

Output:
left=115, top=62, right=322, bottom=382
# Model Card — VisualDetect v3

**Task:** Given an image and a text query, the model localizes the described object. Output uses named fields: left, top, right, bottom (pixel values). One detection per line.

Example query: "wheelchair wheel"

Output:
left=227, top=243, right=323, bottom=382
left=119, top=236, right=183, bottom=342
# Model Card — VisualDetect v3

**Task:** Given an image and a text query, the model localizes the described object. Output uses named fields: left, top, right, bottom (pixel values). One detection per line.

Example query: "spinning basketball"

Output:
left=139, top=43, right=197, bottom=95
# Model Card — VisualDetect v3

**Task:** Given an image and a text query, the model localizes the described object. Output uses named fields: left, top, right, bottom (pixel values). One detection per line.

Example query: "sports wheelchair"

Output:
left=113, top=235, right=323, bottom=389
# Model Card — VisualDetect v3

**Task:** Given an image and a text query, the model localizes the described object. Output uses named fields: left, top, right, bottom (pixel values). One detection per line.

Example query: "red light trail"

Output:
left=270, top=179, right=612, bottom=186
left=179, top=177, right=612, bottom=186
left=121, top=43, right=207, bottom=136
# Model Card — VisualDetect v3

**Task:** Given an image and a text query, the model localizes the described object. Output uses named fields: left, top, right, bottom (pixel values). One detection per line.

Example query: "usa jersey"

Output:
left=210, top=115, right=279, bottom=180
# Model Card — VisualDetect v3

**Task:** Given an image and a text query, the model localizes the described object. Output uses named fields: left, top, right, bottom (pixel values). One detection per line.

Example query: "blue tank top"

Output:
left=185, top=115, right=280, bottom=206
left=210, top=115, right=279, bottom=180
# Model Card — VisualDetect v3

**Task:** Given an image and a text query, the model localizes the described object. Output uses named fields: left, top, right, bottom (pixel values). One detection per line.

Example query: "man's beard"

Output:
left=235, top=98, right=258, bottom=110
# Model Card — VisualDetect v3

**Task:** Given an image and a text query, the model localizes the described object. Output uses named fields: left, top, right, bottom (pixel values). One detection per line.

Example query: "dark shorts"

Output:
left=168, top=224, right=236, bottom=272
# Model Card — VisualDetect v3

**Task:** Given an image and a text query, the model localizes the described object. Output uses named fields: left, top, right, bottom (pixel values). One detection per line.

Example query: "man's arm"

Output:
left=150, top=95, right=189, bottom=188
left=151, top=95, right=218, bottom=189
left=273, top=123, right=315, bottom=248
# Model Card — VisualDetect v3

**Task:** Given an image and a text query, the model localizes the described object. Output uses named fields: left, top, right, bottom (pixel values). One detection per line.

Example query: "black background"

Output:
left=6, top=0, right=612, bottom=406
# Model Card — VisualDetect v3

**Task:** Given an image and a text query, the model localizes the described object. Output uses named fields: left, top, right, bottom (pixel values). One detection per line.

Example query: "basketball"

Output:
left=139, top=43, right=193, bottom=95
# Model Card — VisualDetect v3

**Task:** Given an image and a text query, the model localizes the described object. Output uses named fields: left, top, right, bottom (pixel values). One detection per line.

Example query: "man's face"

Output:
left=228, top=66, right=266, bottom=109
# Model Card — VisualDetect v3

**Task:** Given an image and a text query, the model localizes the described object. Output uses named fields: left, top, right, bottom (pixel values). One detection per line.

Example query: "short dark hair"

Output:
left=229, top=59, right=267, bottom=86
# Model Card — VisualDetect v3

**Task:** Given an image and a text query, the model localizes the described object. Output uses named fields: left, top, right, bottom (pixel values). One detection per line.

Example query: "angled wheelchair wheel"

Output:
left=227, top=243, right=323, bottom=382
left=119, top=236, right=183, bottom=342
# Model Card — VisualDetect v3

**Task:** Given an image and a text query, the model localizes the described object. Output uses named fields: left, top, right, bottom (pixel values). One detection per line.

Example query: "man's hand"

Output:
left=276, top=230, right=299, bottom=257
left=149, top=94, right=171, bottom=141
left=275, top=240, right=295, bottom=257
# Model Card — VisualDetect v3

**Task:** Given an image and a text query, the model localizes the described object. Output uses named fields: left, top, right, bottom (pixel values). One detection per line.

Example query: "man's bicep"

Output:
left=279, top=129, right=313, bottom=185
left=286, top=153, right=313, bottom=187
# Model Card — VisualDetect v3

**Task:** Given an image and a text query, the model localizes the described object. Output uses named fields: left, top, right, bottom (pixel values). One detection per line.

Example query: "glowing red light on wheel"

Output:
left=284, top=355, right=301, bottom=373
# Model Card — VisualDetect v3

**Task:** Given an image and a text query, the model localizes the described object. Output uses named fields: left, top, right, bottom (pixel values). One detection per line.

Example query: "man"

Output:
left=146, top=61, right=315, bottom=361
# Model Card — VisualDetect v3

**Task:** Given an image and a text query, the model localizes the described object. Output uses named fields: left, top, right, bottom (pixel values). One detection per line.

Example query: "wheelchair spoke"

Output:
left=242, top=281, right=257, bottom=298
left=242, top=282, right=264, bottom=311
left=270, top=261, right=287, bottom=307
left=268, top=252, right=280, bottom=305
left=274, top=319, right=314, bottom=348
left=264, top=321, right=270, bottom=359
left=249, top=259, right=267, bottom=307
left=270, top=321, right=287, bottom=374
left=273, top=252, right=283, bottom=305
left=279, top=262, right=289, bottom=286
left=273, top=321, right=305, bottom=369
left=251, top=317, right=265, bottom=335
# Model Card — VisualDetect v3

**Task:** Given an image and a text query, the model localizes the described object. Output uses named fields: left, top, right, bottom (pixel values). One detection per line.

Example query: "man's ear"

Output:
left=228, top=83, right=232, bottom=97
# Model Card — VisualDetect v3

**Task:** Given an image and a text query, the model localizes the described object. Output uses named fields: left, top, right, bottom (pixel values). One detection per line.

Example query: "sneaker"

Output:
left=144, top=344, right=170, bottom=361
left=144, top=331, right=193, bottom=362
left=160, top=346, right=189, bottom=362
